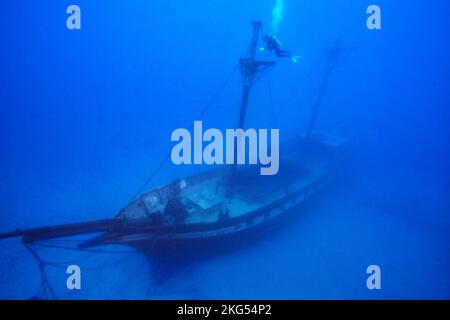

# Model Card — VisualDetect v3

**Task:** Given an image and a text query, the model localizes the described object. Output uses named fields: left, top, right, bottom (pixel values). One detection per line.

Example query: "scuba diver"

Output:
left=262, top=34, right=300, bottom=63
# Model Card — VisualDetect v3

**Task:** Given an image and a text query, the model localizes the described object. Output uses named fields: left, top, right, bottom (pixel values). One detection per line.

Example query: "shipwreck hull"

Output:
left=86, top=172, right=333, bottom=254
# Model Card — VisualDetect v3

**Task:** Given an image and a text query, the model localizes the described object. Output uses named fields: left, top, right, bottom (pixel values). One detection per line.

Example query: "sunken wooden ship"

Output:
left=0, top=22, right=348, bottom=255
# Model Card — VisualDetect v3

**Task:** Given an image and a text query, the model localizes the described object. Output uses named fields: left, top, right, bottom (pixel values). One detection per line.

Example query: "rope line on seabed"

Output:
left=25, top=244, right=58, bottom=300
left=130, top=63, right=240, bottom=200
left=23, top=240, right=142, bottom=299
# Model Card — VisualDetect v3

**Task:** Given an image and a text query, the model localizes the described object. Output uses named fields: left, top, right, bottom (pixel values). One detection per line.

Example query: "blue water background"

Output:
left=0, top=0, right=449, bottom=299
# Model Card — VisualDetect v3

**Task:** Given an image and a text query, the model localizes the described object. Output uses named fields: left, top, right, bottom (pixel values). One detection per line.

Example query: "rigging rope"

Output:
left=130, top=63, right=239, bottom=200
left=266, top=71, right=278, bottom=128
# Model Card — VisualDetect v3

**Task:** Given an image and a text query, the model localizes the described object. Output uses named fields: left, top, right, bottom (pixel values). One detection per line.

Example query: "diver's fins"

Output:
left=291, top=55, right=301, bottom=63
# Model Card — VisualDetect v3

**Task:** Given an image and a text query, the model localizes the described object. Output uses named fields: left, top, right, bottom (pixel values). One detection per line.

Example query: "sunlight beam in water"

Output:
left=271, top=0, right=284, bottom=34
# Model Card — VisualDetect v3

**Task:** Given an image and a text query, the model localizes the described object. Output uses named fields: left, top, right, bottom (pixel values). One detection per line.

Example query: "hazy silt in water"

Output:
left=0, top=0, right=448, bottom=299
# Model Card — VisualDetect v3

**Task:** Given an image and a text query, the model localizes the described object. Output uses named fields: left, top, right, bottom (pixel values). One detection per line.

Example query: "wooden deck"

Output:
left=120, top=159, right=328, bottom=227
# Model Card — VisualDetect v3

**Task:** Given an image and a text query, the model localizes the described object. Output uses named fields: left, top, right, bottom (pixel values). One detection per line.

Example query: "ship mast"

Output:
left=231, top=21, right=275, bottom=181
left=306, top=37, right=355, bottom=138
left=237, top=21, right=275, bottom=128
